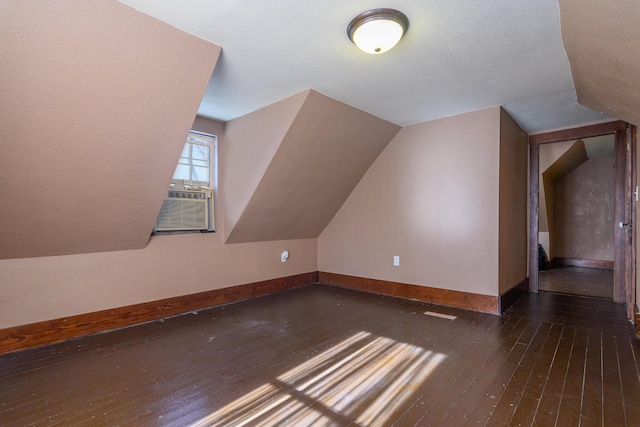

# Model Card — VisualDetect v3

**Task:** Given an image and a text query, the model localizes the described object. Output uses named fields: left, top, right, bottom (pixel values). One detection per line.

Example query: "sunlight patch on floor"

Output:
left=190, top=331, right=446, bottom=426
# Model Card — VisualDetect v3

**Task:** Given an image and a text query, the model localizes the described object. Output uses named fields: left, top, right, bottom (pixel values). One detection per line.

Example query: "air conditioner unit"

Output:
left=155, top=190, right=212, bottom=231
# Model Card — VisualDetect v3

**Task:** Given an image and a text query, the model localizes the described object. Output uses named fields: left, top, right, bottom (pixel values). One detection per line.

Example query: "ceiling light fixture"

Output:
left=347, top=8, right=409, bottom=54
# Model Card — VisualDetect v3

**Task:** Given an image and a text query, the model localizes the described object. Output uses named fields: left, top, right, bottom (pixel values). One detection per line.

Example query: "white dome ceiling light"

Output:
left=347, top=8, right=409, bottom=54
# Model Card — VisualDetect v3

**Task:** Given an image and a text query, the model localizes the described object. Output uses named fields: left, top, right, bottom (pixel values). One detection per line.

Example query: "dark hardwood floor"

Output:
left=538, top=267, right=613, bottom=299
left=1, top=284, right=638, bottom=426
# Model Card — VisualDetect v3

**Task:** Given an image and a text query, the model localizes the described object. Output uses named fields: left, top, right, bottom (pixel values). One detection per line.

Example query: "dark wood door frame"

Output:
left=528, top=120, right=637, bottom=319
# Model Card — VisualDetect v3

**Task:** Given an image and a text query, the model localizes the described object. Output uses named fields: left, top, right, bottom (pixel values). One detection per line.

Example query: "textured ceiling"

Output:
left=117, top=0, right=609, bottom=133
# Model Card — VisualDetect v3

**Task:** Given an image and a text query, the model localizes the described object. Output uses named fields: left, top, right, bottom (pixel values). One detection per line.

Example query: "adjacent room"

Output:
left=1, top=1, right=639, bottom=425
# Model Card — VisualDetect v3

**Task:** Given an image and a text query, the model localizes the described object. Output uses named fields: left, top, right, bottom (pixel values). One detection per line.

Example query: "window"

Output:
left=154, top=131, right=217, bottom=233
left=171, top=131, right=216, bottom=188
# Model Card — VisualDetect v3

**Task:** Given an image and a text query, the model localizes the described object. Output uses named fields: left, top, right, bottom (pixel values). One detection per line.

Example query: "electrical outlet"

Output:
left=393, top=256, right=400, bottom=266
left=281, top=250, right=289, bottom=262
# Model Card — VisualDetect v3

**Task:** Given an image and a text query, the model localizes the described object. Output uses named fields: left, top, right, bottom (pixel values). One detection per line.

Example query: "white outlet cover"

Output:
left=393, top=256, right=400, bottom=266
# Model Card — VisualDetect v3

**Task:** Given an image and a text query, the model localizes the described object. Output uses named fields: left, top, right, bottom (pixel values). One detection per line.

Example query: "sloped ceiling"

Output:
left=225, top=90, right=401, bottom=243
left=118, top=0, right=610, bottom=132
left=559, top=0, right=640, bottom=126
left=0, top=1, right=221, bottom=259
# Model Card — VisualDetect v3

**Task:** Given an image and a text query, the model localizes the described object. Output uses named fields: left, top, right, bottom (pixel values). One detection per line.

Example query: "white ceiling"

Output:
left=118, top=0, right=609, bottom=132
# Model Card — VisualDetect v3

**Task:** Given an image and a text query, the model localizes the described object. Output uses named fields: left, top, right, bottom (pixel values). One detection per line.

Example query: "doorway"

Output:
left=528, top=121, right=637, bottom=319
left=537, top=135, right=615, bottom=299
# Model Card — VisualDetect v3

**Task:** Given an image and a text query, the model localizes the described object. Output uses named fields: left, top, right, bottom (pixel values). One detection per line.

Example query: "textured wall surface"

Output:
left=554, top=158, right=614, bottom=261
left=0, top=1, right=221, bottom=259
left=539, top=140, right=588, bottom=259
left=559, top=0, right=640, bottom=127
left=498, top=108, right=528, bottom=294
left=226, top=90, right=400, bottom=243
left=0, top=118, right=318, bottom=329
left=319, top=107, right=501, bottom=296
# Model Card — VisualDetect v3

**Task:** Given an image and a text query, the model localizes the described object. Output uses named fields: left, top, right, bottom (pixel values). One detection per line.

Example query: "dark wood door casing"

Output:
left=528, top=121, right=636, bottom=319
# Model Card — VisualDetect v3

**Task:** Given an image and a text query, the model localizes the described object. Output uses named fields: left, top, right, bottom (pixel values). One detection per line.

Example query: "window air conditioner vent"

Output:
left=155, top=190, right=211, bottom=231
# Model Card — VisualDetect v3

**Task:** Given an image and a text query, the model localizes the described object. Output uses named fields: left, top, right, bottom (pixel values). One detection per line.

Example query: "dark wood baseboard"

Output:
left=551, top=257, right=614, bottom=270
left=318, top=271, right=499, bottom=314
left=0, top=271, right=318, bottom=355
left=499, top=278, right=529, bottom=314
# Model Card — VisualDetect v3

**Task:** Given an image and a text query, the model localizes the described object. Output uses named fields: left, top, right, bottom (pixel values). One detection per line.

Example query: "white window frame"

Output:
left=170, top=131, right=217, bottom=190
left=154, top=130, right=217, bottom=233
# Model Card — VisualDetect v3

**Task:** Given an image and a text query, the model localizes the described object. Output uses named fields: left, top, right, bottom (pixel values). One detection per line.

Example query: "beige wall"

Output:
left=0, top=237, right=317, bottom=329
left=0, top=0, right=220, bottom=259
left=0, top=104, right=530, bottom=329
left=223, top=92, right=308, bottom=240
left=318, top=107, right=503, bottom=297
left=227, top=90, right=400, bottom=243
left=0, top=117, right=318, bottom=329
left=498, top=108, right=529, bottom=294
left=554, top=158, right=614, bottom=261
left=559, top=0, right=640, bottom=127
left=538, top=140, right=587, bottom=259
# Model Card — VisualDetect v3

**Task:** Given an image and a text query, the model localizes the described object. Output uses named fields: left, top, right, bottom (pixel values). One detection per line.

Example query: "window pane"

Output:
left=192, top=145, right=209, bottom=161
left=180, top=143, right=190, bottom=158
left=173, top=164, right=190, bottom=181
left=191, top=166, right=209, bottom=183
left=170, top=132, right=215, bottom=186
left=188, top=135, right=211, bottom=145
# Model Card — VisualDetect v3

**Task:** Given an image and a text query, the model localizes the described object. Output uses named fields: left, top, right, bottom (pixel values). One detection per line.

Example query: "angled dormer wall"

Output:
left=559, top=0, right=640, bottom=127
left=0, top=1, right=221, bottom=259
left=223, top=91, right=309, bottom=239
left=538, top=140, right=588, bottom=259
left=225, top=90, right=401, bottom=243
left=0, top=2, right=315, bottom=331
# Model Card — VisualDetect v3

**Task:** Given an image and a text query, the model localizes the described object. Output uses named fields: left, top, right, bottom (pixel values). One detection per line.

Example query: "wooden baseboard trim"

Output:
left=499, top=278, right=529, bottom=314
left=551, top=257, right=614, bottom=270
left=318, top=271, right=499, bottom=315
left=0, top=271, right=318, bottom=355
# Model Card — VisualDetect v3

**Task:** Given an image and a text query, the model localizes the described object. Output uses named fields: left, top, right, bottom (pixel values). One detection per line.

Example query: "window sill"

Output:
left=152, top=229, right=216, bottom=236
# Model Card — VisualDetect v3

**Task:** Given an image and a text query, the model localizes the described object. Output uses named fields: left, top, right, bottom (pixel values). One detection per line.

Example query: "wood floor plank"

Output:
left=531, top=326, right=576, bottom=427
left=427, top=317, right=520, bottom=424
left=554, top=327, right=588, bottom=426
left=601, top=333, right=627, bottom=426
left=539, top=267, right=613, bottom=299
left=411, top=316, right=513, bottom=424
left=440, top=318, right=526, bottom=424
left=615, top=334, right=640, bottom=426
left=506, top=292, right=632, bottom=335
left=1, top=285, right=639, bottom=426
left=483, top=322, right=552, bottom=426
left=460, top=320, right=541, bottom=426
left=509, top=323, right=563, bottom=426
left=388, top=309, right=499, bottom=425
left=579, top=330, right=604, bottom=427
